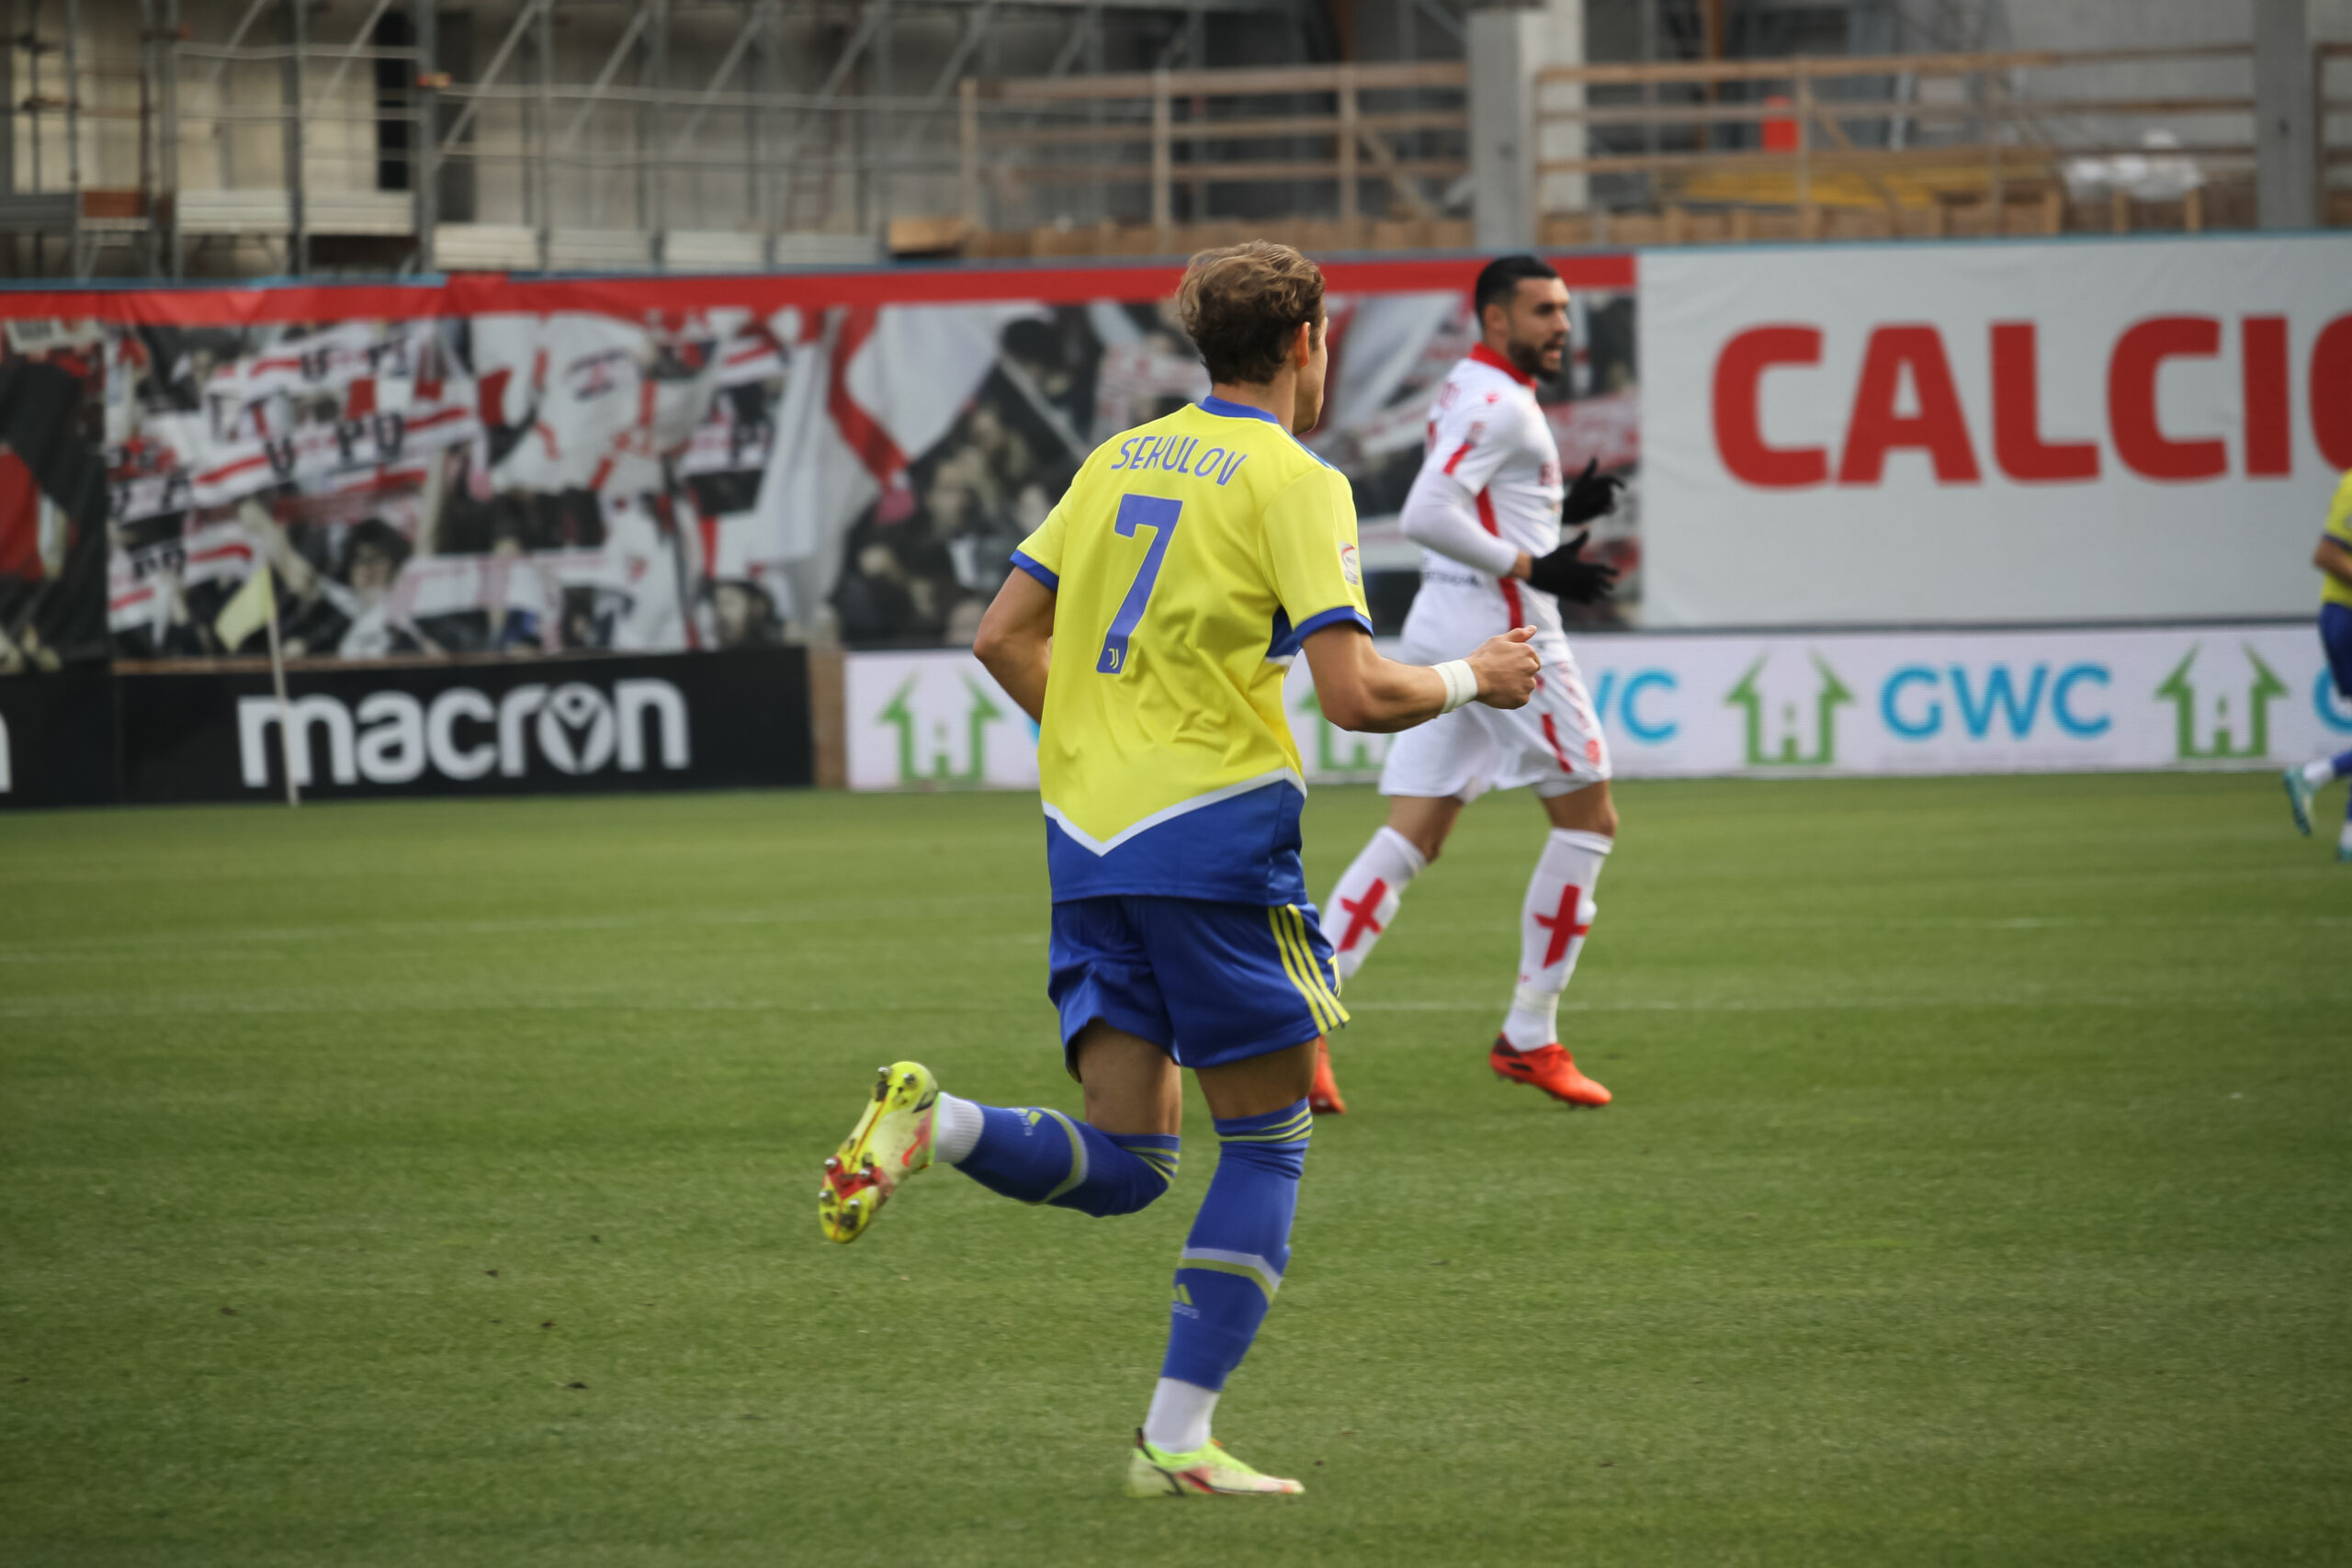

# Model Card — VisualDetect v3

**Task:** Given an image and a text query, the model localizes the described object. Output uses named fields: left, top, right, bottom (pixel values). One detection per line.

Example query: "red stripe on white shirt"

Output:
left=1476, top=487, right=1525, bottom=625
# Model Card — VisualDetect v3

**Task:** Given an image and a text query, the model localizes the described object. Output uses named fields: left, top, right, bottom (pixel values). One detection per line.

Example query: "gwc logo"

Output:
left=2155, top=643, right=2287, bottom=761
left=1725, top=651, right=1852, bottom=766
left=877, top=673, right=1010, bottom=784
left=236, top=679, right=690, bottom=789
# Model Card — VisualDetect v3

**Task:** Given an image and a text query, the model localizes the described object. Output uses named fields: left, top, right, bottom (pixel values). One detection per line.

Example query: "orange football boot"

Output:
left=1488, top=1038, right=1611, bottom=1107
left=1307, top=1036, right=1348, bottom=1116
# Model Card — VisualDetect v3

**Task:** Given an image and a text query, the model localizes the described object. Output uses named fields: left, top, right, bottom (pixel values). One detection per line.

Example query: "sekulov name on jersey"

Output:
left=236, top=678, right=691, bottom=790
left=1105, top=432, right=1249, bottom=487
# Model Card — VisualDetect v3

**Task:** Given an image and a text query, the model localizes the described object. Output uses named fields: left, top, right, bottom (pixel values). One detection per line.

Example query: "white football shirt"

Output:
left=1410, top=343, right=1567, bottom=641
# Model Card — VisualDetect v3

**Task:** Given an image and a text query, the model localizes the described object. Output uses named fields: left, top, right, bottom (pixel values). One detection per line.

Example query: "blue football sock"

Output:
left=1160, top=1100, right=1312, bottom=1393
left=953, top=1104, right=1178, bottom=1217
left=2335, top=748, right=2352, bottom=784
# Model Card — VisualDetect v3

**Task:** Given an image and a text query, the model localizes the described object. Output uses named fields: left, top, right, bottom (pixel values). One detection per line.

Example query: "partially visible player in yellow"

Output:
left=815, top=241, right=1541, bottom=1496
left=2281, top=467, right=2352, bottom=860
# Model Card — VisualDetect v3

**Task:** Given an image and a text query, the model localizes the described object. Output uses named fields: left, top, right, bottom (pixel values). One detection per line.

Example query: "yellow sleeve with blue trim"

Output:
left=1261, top=466, right=1374, bottom=650
left=1012, top=498, right=1068, bottom=590
left=2324, top=470, right=2352, bottom=610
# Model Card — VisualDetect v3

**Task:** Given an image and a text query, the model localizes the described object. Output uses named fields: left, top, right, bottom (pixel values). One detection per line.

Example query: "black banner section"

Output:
left=116, top=649, right=811, bottom=804
left=0, top=671, right=121, bottom=808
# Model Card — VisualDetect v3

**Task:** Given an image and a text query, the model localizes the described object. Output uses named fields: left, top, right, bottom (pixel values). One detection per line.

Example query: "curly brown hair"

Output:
left=1174, top=241, right=1326, bottom=386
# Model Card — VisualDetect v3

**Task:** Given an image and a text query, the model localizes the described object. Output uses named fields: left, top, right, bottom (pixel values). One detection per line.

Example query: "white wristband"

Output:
left=1433, top=659, right=1478, bottom=715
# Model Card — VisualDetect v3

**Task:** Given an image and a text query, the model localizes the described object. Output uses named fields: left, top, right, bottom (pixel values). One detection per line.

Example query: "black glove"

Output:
left=1561, top=457, right=1624, bottom=525
left=1524, top=529, right=1618, bottom=604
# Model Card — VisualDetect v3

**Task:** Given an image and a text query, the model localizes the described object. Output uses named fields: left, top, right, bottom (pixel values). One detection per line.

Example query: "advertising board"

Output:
left=113, top=648, right=811, bottom=805
left=0, top=670, right=120, bottom=808
left=846, top=622, right=2352, bottom=792
left=1640, top=234, right=2352, bottom=627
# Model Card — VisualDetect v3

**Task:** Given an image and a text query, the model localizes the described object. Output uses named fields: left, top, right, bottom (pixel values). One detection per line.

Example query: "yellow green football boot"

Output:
left=1124, top=1430, right=1304, bottom=1497
left=817, top=1060, right=938, bottom=1244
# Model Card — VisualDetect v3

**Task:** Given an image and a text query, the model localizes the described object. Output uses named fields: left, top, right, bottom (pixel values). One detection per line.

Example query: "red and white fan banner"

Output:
left=1639, top=233, right=2352, bottom=627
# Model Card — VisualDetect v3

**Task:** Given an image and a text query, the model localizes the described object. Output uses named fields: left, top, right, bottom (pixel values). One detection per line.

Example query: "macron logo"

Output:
left=235, top=679, right=690, bottom=790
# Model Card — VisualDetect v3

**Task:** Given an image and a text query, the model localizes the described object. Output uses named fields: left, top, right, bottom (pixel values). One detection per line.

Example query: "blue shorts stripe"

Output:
left=1266, top=907, right=1335, bottom=1033
left=1290, top=908, right=1344, bottom=1031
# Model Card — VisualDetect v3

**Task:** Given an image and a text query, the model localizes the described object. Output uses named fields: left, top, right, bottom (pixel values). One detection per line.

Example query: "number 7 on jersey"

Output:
left=1096, top=494, right=1182, bottom=674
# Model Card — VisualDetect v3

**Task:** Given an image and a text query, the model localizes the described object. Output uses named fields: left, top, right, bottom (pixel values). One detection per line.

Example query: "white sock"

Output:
left=1143, top=1377, right=1219, bottom=1454
left=1327, top=825, right=1428, bottom=982
left=1500, top=828, right=1611, bottom=1051
left=2340, top=821, right=2352, bottom=854
left=2305, top=759, right=2336, bottom=790
left=933, top=1092, right=983, bottom=1164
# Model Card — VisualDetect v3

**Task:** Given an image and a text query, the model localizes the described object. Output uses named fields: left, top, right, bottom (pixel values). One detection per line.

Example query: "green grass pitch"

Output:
left=2, top=773, right=2346, bottom=1566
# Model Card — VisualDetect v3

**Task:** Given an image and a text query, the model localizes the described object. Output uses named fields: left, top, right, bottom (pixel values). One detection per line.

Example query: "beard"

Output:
left=1508, top=335, right=1566, bottom=378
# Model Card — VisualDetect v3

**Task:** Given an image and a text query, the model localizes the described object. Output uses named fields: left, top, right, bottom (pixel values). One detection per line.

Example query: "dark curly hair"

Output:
left=1174, top=241, right=1326, bottom=386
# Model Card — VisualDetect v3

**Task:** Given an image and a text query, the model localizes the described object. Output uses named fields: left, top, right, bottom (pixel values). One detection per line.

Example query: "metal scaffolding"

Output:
left=3, top=1, right=2334, bottom=277
left=0, top=0, right=1331, bottom=278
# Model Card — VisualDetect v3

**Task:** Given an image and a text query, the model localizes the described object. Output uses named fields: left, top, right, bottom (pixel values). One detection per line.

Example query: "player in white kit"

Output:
left=1315, top=255, right=1624, bottom=1113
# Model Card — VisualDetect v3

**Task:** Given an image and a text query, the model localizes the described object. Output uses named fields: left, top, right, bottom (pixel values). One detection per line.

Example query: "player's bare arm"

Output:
left=2315, top=536, right=2352, bottom=594
left=973, top=567, right=1055, bottom=723
left=1301, top=623, right=1541, bottom=732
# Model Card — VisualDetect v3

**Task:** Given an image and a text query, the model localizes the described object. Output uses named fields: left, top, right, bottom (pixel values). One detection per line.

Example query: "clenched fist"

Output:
left=1468, top=626, right=1542, bottom=709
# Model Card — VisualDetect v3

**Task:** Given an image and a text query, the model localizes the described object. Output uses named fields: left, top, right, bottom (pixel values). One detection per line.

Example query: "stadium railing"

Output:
left=1532, top=41, right=2350, bottom=245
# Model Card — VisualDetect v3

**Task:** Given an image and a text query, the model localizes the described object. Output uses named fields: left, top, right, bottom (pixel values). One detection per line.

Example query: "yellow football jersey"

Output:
left=1012, top=395, right=1373, bottom=902
left=2324, top=469, right=2352, bottom=610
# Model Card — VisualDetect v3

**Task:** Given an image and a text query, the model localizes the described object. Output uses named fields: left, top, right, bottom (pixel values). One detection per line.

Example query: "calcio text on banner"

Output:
left=1711, top=313, right=2352, bottom=488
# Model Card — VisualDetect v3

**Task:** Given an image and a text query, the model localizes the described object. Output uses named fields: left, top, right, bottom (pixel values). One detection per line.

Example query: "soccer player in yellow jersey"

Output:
left=815, top=241, right=1541, bottom=1496
left=2282, top=467, right=2352, bottom=861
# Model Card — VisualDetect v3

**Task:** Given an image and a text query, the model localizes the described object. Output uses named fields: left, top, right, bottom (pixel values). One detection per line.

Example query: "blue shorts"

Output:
left=1047, top=896, right=1348, bottom=1076
left=2323, top=603, right=2352, bottom=700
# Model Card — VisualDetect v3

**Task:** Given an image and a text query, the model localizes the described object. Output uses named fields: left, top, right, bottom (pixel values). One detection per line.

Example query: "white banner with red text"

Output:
left=844, top=621, right=2352, bottom=790
left=1639, top=234, right=2352, bottom=627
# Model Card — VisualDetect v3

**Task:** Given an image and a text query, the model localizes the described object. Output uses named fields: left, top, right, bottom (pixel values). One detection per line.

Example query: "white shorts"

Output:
left=1379, top=637, right=1612, bottom=802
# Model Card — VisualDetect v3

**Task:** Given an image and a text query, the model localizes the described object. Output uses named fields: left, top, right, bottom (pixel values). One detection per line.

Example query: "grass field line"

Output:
left=0, top=995, right=1023, bottom=1019
left=0, top=902, right=1042, bottom=960
left=1, top=908, right=2344, bottom=964
left=1355, top=989, right=2349, bottom=1013
left=8, top=989, right=2340, bottom=1022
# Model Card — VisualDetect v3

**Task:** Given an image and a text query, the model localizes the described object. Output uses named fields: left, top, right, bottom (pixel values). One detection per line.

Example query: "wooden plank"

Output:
left=1542, top=96, right=2254, bottom=127
left=959, top=78, right=981, bottom=227
left=1354, top=125, right=1437, bottom=218
left=995, top=158, right=1465, bottom=186
left=981, top=60, right=1465, bottom=103
left=1150, top=72, right=1171, bottom=230
left=1804, top=84, right=1904, bottom=217
left=1795, top=76, right=1814, bottom=233
left=982, top=109, right=1462, bottom=150
left=1338, top=64, right=1359, bottom=224
left=1533, top=142, right=2255, bottom=177
left=1532, top=42, right=2247, bottom=89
